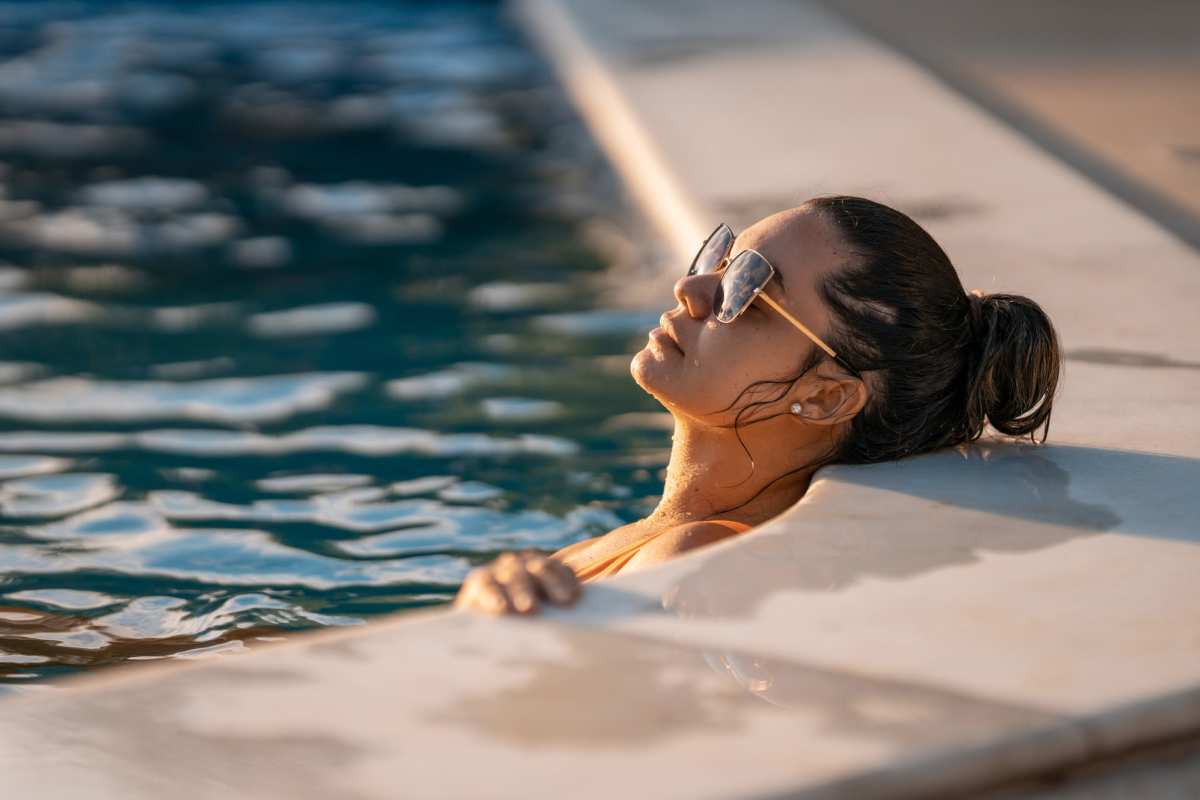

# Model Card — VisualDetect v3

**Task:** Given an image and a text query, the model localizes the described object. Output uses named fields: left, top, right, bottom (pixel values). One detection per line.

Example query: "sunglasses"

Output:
left=687, top=223, right=860, bottom=378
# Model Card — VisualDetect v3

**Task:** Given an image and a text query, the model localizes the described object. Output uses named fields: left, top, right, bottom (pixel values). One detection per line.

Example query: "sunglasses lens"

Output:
left=687, top=224, right=735, bottom=276
left=715, top=250, right=773, bottom=322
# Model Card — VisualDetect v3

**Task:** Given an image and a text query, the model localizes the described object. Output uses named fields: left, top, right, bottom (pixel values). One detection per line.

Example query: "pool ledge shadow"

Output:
left=634, top=441, right=1199, bottom=620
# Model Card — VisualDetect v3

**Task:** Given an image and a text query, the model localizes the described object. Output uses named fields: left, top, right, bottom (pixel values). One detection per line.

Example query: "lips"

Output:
left=651, top=320, right=684, bottom=355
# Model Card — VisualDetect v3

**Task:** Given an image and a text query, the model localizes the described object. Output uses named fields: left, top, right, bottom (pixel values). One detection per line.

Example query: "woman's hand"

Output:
left=453, top=550, right=582, bottom=615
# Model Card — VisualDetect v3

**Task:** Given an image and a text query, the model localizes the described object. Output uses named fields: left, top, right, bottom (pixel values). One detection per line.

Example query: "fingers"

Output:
left=453, top=550, right=584, bottom=616
left=495, top=552, right=539, bottom=614
left=454, top=569, right=513, bottom=615
left=527, top=555, right=581, bottom=606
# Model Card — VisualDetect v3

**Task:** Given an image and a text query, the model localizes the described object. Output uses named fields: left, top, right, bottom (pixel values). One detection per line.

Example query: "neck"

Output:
left=644, top=412, right=826, bottom=529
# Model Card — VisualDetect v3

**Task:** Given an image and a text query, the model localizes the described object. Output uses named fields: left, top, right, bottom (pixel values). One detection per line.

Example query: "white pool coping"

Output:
left=3, top=1, right=1199, bottom=797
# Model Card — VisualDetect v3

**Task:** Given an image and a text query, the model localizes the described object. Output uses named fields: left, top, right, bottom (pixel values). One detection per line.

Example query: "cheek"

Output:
left=691, top=322, right=765, bottom=383
left=686, top=320, right=718, bottom=366
left=711, top=325, right=789, bottom=380
left=688, top=320, right=727, bottom=366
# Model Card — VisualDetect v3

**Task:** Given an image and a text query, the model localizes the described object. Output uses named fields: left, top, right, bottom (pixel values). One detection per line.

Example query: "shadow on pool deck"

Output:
left=574, top=442, right=1200, bottom=621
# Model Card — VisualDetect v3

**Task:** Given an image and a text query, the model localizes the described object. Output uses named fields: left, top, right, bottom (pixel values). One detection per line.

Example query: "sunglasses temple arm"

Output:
left=756, top=293, right=840, bottom=360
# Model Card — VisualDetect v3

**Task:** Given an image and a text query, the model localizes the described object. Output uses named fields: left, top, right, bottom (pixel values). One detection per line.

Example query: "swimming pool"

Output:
left=0, top=0, right=671, bottom=685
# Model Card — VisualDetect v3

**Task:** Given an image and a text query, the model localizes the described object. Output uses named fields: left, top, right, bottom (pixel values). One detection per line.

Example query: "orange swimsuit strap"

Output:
left=572, top=519, right=752, bottom=583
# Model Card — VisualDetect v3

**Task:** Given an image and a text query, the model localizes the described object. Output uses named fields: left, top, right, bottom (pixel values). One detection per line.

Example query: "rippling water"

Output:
left=0, top=1, right=673, bottom=686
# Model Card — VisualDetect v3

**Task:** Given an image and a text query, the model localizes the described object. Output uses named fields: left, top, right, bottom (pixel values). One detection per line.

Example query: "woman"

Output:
left=453, top=196, right=1060, bottom=615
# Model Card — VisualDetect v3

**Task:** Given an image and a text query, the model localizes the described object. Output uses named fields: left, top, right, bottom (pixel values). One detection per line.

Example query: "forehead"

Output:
left=732, top=206, right=845, bottom=299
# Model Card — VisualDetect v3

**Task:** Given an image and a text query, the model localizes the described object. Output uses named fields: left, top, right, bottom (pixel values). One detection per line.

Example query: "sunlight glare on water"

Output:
left=0, top=0, right=673, bottom=686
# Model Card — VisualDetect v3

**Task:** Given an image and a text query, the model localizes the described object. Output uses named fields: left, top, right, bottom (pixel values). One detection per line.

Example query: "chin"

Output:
left=630, top=347, right=682, bottom=405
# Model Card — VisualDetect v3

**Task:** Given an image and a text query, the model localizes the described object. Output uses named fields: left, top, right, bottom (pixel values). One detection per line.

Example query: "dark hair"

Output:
left=809, top=195, right=1061, bottom=463
left=709, top=195, right=1061, bottom=515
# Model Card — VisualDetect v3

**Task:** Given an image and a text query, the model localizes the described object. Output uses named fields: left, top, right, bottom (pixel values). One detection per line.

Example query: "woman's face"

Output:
left=631, top=206, right=848, bottom=423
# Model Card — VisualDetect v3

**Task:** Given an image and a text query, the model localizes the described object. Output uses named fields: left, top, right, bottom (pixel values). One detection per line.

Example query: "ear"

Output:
left=794, top=363, right=868, bottom=426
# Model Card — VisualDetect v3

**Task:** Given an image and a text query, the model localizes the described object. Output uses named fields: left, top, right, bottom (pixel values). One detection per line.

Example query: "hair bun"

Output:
left=964, top=292, right=1061, bottom=440
left=965, top=289, right=989, bottom=339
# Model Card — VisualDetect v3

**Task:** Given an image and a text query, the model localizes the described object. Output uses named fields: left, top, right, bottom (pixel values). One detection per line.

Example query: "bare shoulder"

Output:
left=549, top=520, right=644, bottom=566
left=622, top=520, right=748, bottom=570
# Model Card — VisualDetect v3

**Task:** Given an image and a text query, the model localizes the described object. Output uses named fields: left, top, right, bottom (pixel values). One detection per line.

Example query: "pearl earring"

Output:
left=790, top=402, right=803, bottom=416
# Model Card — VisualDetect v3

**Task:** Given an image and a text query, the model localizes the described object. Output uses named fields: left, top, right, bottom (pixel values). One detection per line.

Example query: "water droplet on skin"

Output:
left=705, top=320, right=718, bottom=330
left=692, top=359, right=699, bottom=367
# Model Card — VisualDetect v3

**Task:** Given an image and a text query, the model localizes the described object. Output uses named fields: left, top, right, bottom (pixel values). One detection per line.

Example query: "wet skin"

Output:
left=454, top=204, right=870, bottom=615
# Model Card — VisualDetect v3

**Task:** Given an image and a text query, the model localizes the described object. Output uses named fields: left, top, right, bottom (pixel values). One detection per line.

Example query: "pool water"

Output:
left=0, top=1, right=673, bottom=685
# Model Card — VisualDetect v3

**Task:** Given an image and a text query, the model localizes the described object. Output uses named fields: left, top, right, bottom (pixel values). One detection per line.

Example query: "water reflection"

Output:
left=0, top=373, right=368, bottom=424
left=0, top=1, right=669, bottom=682
left=425, top=620, right=1052, bottom=753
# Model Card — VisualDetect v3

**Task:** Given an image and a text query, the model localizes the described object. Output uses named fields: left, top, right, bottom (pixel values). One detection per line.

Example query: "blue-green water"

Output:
left=0, top=1, right=671, bottom=685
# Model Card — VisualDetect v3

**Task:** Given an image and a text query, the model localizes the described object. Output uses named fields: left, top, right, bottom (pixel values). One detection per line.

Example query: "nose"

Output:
left=673, top=272, right=718, bottom=320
